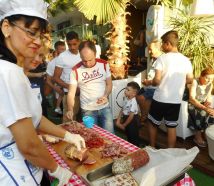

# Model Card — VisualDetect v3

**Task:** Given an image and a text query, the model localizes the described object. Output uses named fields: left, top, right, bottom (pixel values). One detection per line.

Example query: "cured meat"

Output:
left=82, top=158, right=96, bottom=165
left=86, top=136, right=104, bottom=148
left=61, top=122, right=105, bottom=148
left=112, top=149, right=149, bottom=174
left=64, top=144, right=88, bottom=161
left=100, top=143, right=128, bottom=158
left=103, top=173, right=138, bottom=186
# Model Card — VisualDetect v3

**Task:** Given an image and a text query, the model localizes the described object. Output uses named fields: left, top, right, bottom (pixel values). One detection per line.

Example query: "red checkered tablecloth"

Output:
left=46, top=124, right=139, bottom=185
left=46, top=124, right=195, bottom=186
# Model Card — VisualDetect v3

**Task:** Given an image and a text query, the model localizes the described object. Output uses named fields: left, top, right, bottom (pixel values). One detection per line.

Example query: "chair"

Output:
left=206, top=124, right=214, bottom=160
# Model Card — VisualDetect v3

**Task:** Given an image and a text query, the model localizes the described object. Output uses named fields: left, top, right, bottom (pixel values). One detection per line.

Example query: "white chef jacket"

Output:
left=0, top=60, right=43, bottom=185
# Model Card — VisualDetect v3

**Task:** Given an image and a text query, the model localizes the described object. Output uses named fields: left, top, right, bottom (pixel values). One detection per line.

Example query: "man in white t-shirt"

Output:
left=53, top=31, right=81, bottom=121
left=144, top=30, right=193, bottom=148
left=66, top=40, right=114, bottom=133
left=46, top=41, right=66, bottom=114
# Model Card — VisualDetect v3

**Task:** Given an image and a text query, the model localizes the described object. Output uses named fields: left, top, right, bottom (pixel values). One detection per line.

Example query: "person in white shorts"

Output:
left=53, top=31, right=81, bottom=122
left=144, top=31, right=193, bottom=148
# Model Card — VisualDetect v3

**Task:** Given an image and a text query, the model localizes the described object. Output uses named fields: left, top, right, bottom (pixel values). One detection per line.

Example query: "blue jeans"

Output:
left=81, top=106, right=114, bottom=133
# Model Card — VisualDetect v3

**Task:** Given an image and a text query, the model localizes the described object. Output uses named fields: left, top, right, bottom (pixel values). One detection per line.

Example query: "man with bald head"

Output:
left=66, top=40, right=114, bottom=133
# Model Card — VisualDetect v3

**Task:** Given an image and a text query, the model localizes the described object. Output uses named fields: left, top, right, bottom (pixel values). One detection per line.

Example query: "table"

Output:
left=46, top=124, right=194, bottom=186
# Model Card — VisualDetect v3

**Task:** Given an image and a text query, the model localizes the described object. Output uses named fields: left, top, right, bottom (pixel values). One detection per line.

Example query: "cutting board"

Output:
left=50, top=140, right=113, bottom=175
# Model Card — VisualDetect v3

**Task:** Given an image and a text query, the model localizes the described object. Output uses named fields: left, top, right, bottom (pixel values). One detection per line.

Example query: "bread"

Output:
left=64, top=144, right=87, bottom=161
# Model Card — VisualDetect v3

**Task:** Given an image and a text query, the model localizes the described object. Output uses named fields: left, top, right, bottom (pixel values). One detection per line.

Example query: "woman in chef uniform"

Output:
left=0, top=0, right=85, bottom=186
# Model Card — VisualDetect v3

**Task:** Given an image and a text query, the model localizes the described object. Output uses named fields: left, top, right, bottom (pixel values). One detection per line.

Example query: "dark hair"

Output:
left=127, top=81, right=140, bottom=93
left=79, top=40, right=96, bottom=54
left=201, top=67, right=214, bottom=77
left=54, top=40, right=65, bottom=50
left=0, top=14, right=48, bottom=64
left=161, top=30, right=178, bottom=47
left=66, top=31, right=79, bottom=41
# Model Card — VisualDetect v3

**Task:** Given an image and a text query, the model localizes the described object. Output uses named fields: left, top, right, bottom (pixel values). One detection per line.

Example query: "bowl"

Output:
left=83, top=116, right=95, bottom=128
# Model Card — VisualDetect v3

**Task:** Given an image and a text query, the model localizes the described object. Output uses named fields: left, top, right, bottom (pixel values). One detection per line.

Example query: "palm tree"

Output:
left=74, top=0, right=130, bottom=79
left=75, top=0, right=132, bottom=79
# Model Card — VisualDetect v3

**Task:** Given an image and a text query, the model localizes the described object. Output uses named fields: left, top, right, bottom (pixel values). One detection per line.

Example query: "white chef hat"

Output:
left=0, top=0, right=48, bottom=21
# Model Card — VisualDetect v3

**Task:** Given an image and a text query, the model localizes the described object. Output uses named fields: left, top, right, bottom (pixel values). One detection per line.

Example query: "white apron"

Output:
left=0, top=60, right=44, bottom=185
left=0, top=142, right=43, bottom=186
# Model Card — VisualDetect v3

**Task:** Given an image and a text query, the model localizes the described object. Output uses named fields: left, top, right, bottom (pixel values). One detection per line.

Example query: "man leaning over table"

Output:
left=66, top=40, right=114, bottom=133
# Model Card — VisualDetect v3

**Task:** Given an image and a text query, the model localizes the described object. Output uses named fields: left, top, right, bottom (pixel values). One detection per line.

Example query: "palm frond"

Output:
left=74, top=0, right=128, bottom=24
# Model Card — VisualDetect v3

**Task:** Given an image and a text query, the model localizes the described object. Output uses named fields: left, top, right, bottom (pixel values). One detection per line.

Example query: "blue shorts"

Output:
left=143, top=88, right=155, bottom=99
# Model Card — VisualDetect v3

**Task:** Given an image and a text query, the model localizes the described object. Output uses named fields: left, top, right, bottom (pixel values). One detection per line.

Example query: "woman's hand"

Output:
left=63, top=131, right=86, bottom=151
left=48, top=165, right=72, bottom=186
left=204, top=107, right=214, bottom=116
left=203, top=101, right=211, bottom=108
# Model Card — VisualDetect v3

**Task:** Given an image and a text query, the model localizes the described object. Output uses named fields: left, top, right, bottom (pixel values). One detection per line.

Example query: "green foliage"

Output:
left=170, top=10, right=214, bottom=77
left=45, top=0, right=74, bottom=16
left=145, top=0, right=193, bottom=7
left=73, top=0, right=128, bottom=24
left=82, top=30, right=93, bottom=40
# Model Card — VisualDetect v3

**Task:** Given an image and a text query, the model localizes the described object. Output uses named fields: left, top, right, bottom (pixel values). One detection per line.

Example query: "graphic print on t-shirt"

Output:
left=82, top=68, right=103, bottom=83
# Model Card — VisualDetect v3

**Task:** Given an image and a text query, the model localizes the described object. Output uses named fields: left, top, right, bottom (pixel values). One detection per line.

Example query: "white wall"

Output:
left=49, top=9, right=89, bottom=31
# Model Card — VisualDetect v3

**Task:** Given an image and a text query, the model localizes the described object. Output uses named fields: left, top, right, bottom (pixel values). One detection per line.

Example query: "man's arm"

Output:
left=46, top=75, right=63, bottom=95
left=97, top=77, right=112, bottom=104
left=66, top=83, right=77, bottom=120
left=53, top=66, right=69, bottom=89
left=104, top=77, right=112, bottom=97
left=152, top=69, right=162, bottom=86
left=186, top=72, right=193, bottom=85
left=143, top=69, right=162, bottom=86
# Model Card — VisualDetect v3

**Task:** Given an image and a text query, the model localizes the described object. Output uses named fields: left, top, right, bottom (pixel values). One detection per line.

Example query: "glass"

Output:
left=10, top=22, right=45, bottom=40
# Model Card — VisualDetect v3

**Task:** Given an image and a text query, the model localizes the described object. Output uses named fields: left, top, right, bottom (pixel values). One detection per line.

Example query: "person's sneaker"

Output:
left=54, top=108, right=62, bottom=115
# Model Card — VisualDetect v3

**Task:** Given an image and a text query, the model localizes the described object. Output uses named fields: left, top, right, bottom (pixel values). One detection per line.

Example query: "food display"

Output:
left=100, top=143, right=128, bottom=158
left=102, top=173, right=138, bottom=186
left=51, top=120, right=141, bottom=178
left=112, top=149, right=149, bottom=174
